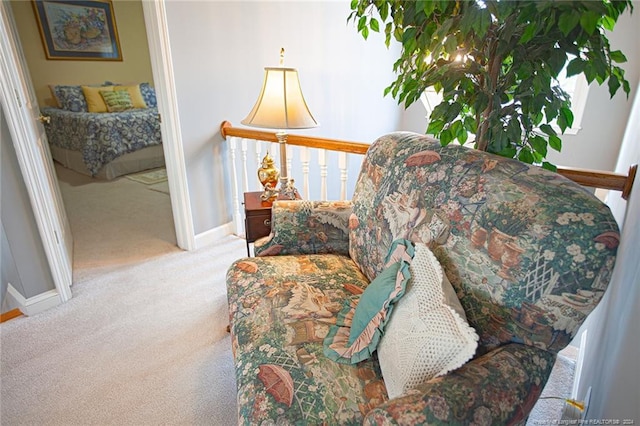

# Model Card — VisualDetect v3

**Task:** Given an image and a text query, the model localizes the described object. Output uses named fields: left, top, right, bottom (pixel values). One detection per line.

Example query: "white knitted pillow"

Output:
left=378, top=243, right=479, bottom=399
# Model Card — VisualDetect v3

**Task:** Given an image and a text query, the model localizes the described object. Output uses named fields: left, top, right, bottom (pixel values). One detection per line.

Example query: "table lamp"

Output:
left=241, top=48, right=318, bottom=201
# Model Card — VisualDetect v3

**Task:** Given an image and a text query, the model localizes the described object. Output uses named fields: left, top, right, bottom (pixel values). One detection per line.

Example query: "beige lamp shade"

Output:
left=241, top=67, right=318, bottom=130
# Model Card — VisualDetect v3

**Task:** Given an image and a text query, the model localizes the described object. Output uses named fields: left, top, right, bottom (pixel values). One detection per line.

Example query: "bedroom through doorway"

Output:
left=9, top=0, right=179, bottom=276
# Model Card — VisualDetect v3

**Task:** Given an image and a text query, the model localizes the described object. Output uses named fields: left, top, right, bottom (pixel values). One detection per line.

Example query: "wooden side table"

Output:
left=243, top=191, right=273, bottom=256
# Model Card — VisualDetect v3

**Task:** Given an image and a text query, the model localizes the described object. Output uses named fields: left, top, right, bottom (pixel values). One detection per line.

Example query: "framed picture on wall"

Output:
left=32, top=0, right=122, bottom=61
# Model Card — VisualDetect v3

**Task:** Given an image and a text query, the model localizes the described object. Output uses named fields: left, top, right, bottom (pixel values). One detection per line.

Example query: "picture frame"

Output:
left=32, top=0, right=122, bottom=61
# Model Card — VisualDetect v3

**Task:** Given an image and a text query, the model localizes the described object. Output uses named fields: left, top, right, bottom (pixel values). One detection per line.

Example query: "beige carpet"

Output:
left=54, top=164, right=178, bottom=275
left=1, top=163, right=245, bottom=425
left=0, top=237, right=244, bottom=426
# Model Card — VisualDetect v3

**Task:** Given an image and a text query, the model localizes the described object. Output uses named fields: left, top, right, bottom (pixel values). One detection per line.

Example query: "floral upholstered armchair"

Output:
left=226, top=132, right=619, bottom=425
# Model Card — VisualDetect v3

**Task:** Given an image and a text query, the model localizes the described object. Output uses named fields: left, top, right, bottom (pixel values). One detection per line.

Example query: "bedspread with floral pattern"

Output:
left=42, top=106, right=162, bottom=176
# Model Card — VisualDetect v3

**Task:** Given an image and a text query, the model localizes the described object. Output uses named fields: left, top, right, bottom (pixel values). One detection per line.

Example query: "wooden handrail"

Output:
left=220, top=121, right=636, bottom=200
left=220, top=121, right=370, bottom=155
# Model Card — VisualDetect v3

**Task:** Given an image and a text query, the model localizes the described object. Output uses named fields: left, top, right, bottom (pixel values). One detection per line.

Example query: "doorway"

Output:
left=2, top=0, right=195, bottom=307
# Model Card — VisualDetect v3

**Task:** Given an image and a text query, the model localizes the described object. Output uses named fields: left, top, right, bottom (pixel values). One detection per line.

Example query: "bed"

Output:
left=43, top=82, right=165, bottom=180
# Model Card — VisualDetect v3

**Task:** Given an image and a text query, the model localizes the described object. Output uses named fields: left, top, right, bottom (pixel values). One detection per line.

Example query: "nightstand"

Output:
left=243, top=191, right=273, bottom=256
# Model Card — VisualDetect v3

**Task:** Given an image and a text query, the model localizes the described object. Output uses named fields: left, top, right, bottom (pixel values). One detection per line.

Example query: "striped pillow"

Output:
left=100, top=90, right=134, bottom=112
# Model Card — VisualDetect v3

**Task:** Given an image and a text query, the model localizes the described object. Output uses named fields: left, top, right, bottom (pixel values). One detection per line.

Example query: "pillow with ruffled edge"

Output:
left=377, top=243, right=479, bottom=399
left=323, top=239, right=414, bottom=364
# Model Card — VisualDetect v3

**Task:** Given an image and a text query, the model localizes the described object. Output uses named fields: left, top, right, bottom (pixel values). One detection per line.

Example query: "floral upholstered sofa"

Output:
left=226, top=132, right=619, bottom=425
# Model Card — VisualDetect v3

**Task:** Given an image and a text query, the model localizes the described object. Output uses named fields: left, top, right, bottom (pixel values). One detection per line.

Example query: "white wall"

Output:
left=575, top=79, right=640, bottom=422
left=547, top=8, right=640, bottom=170
left=164, top=0, right=402, bottom=233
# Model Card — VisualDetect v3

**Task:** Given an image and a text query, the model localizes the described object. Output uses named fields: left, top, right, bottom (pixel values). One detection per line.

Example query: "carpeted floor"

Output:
left=528, top=346, right=579, bottom=425
left=0, top=237, right=244, bottom=425
left=1, top=164, right=244, bottom=425
left=54, top=164, right=178, bottom=276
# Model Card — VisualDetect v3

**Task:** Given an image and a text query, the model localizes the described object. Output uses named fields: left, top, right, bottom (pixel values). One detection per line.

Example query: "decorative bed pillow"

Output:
left=82, top=85, right=113, bottom=113
left=49, top=85, right=87, bottom=112
left=323, top=239, right=414, bottom=364
left=377, top=243, right=479, bottom=399
left=100, top=90, right=134, bottom=112
left=140, top=83, right=157, bottom=107
left=114, top=84, right=147, bottom=109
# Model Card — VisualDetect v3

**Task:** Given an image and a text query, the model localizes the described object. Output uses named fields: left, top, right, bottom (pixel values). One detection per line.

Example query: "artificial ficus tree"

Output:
left=349, top=0, right=633, bottom=169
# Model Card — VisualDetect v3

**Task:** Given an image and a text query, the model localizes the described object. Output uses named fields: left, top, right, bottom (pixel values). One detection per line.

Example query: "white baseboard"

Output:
left=6, top=284, right=62, bottom=316
left=194, top=221, right=236, bottom=249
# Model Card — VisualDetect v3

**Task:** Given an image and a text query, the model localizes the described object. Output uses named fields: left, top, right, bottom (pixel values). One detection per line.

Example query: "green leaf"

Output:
left=440, top=128, right=454, bottom=145
left=379, top=2, right=389, bottom=21
left=580, top=11, right=599, bottom=35
left=610, top=50, right=627, bottom=64
left=444, top=102, right=463, bottom=122
left=458, top=128, right=468, bottom=144
left=559, top=107, right=574, bottom=129
left=370, top=18, right=380, bottom=33
left=427, top=119, right=445, bottom=134
left=450, top=120, right=463, bottom=139
left=539, top=124, right=557, bottom=137
left=361, top=26, right=369, bottom=40
left=357, top=16, right=367, bottom=32
left=350, top=0, right=358, bottom=11
left=531, top=135, right=548, bottom=157
left=542, top=161, right=558, bottom=172
left=520, top=24, right=538, bottom=44
left=608, top=74, right=621, bottom=97
left=566, top=58, right=585, bottom=77
left=518, top=148, right=535, bottom=164
left=473, top=8, right=491, bottom=38
left=549, top=135, right=562, bottom=152
left=558, top=12, right=580, bottom=36
left=497, top=146, right=517, bottom=159
left=384, top=23, right=392, bottom=47
left=601, top=15, right=616, bottom=31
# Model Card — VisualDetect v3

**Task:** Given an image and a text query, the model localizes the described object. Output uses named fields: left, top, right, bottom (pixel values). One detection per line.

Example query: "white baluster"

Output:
left=319, top=149, right=327, bottom=200
left=228, top=136, right=243, bottom=236
left=241, top=138, right=249, bottom=193
left=339, top=152, right=348, bottom=201
left=286, top=144, right=293, bottom=183
left=270, top=143, right=278, bottom=164
left=301, top=147, right=310, bottom=199
left=255, top=140, right=262, bottom=189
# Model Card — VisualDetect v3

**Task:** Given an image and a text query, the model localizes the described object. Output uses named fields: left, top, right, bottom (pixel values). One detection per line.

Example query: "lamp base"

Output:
left=279, top=179, right=300, bottom=200
left=259, top=179, right=300, bottom=204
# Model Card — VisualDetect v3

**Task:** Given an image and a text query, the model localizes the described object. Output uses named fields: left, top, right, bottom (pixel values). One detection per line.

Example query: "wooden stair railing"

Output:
left=221, top=121, right=636, bottom=200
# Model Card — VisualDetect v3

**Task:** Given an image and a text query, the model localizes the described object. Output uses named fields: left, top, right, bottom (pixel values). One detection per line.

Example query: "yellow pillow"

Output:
left=114, top=84, right=147, bottom=109
left=82, top=85, right=113, bottom=113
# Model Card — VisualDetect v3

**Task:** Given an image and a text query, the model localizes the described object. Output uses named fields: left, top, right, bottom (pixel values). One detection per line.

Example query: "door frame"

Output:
left=0, top=2, right=72, bottom=302
left=142, top=0, right=195, bottom=251
left=1, top=0, right=195, bottom=306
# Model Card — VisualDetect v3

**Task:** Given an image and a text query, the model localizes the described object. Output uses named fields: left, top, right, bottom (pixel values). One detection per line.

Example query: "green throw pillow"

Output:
left=323, top=239, right=414, bottom=364
left=100, top=89, right=133, bottom=112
